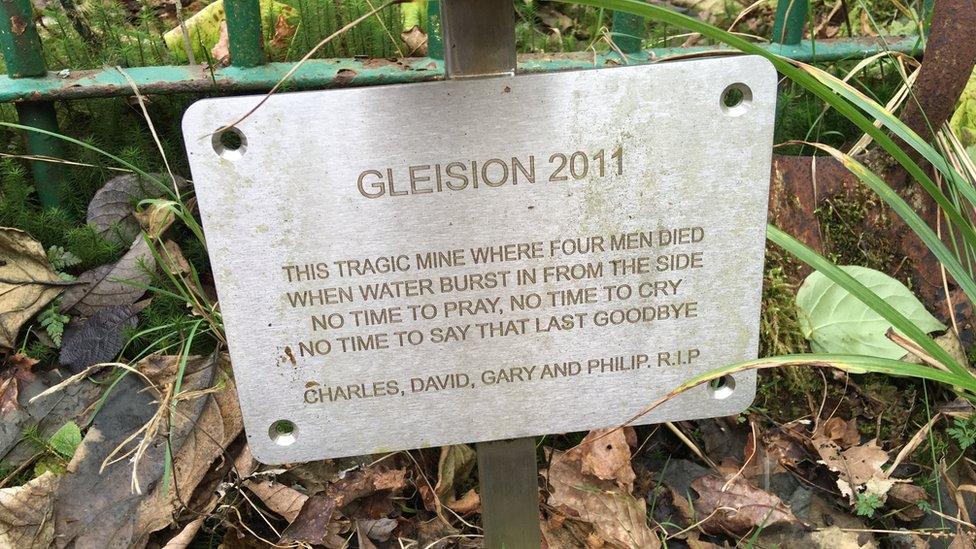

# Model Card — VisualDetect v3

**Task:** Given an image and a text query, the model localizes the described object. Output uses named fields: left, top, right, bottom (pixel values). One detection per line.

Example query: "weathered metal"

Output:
left=182, top=56, right=776, bottom=462
left=0, top=37, right=922, bottom=103
left=440, top=0, right=516, bottom=78
left=224, top=0, right=266, bottom=68
left=0, top=0, right=65, bottom=208
left=771, top=0, right=808, bottom=46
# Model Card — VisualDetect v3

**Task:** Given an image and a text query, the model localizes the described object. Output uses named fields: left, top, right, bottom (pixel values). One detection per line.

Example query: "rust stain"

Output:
left=283, top=345, right=297, bottom=366
left=335, top=68, right=358, bottom=85
left=9, top=15, right=26, bottom=35
left=305, top=381, right=319, bottom=388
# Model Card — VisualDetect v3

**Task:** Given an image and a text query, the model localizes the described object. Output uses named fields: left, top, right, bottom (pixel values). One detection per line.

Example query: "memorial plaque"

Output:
left=183, top=56, right=777, bottom=463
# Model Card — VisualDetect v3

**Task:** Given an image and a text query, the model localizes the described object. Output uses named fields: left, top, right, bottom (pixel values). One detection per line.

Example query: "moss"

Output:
left=817, top=185, right=897, bottom=272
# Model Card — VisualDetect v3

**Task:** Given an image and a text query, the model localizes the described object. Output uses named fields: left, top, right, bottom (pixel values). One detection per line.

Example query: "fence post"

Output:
left=426, top=0, right=443, bottom=60
left=224, top=0, right=266, bottom=67
left=771, top=0, right=808, bottom=45
left=0, top=0, right=66, bottom=208
left=439, top=3, right=541, bottom=547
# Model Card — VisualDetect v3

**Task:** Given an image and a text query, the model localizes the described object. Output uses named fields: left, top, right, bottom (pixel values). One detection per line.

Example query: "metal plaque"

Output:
left=183, top=56, right=777, bottom=463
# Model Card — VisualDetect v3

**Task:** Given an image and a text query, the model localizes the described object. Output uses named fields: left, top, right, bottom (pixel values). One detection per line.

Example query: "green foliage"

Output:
left=48, top=422, right=83, bottom=460
left=947, top=416, right=976, bottom=450
left=38, top=302, right=70, bottom=347
left=795, top=265, right=945, bottom=359
left=47, top=245, right=82, bottom=271
left=854, top=492, right=883, bottom=517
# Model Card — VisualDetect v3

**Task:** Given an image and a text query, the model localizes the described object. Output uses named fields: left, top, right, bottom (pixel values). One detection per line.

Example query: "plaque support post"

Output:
left=439, top=2, right=542, bottom=547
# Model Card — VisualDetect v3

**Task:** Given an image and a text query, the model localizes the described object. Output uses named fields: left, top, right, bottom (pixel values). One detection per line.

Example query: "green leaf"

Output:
left=48, top=421, right=82, bottom=460
left=796, top=266, right=944, bottom=359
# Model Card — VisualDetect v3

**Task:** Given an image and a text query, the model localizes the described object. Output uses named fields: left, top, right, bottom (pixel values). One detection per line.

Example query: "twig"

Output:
left=665, top=422, right=717, bottom=469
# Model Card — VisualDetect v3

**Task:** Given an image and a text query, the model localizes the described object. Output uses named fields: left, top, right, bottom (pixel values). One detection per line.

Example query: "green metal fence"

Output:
left=0, top=0, right=922, bottom=208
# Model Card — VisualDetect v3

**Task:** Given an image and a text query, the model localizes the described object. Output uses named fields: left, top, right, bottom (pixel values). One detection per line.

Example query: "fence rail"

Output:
left=0, top=0, right=926, bottom=207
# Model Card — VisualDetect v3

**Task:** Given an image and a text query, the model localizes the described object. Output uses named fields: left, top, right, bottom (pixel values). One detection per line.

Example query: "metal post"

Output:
left=440, top=1, right=540, bottom=547
left=612, top=10, right=644, bottom=54
left=771, top=0, right=808, bottom=45
left=224, top=0, right=266, bottom=67
left=0, top=0, right=66, bottom=208
left=426, top=0, right=444, bottom=60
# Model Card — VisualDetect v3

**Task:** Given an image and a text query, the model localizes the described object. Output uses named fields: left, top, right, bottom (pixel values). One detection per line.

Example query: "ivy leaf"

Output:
left=795, top=265, right=945, bottom=359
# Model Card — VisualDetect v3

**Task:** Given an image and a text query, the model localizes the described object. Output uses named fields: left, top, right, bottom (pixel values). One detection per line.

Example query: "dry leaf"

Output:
left=60, top=236, right=156, bottom=318
left=446, top=488, right=480, bottom=514
left=401, top=25, right=427, bottom=56
left=820, top=417, right=860, bottom=448
left=574, top=428, right=636, bottom=491
left=0, top=228, right=67, bottom=349
left=58, top=304, right=142, bottom=373
left=211, top=21, right=230, bottom=65
left=0, top=354, right=38, bottom=415
left=949, top=527, right=976, bottom=549
left=547, top=448, right=660, bottom=548
left=887, top=482, right=927, bottom=521
left=434, top=444, right=477, bottom=516
left=0, top=471, right=59, bottom=548
left=691, top=473, right=801, bottom=535
left=87, top=173, right=187, bottom=246
left=809, top=526, right=877, bottom=548
left=269, top=12, right=296, bottom=53
left=161, top=240, right=191, bottom=276
left=162, top=517, right=205, bottom=549
left=244, top=479, right=307, bottom=523
left=813, top=436, right=889, bottom=500
left=134, top=200, right=177, bottom=240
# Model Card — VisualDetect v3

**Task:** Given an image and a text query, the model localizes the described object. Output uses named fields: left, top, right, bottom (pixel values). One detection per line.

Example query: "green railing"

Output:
left=0, top=0, right=923, bottom=208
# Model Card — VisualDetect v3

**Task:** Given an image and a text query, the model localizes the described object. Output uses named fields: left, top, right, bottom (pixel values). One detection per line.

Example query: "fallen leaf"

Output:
left=0, top=354, right=38, bottom=415
left=691, top=473, right=801, bottom=535
left=58, top=304, right=142, bottom=372
left=446, top=488, right=480, bottom=514
left=162, top=517, right=205, bottom=549
left=809, top=525, right=877, bottom=548
left=573, top=428, right=636, bottom=491
left=0, top=228, right=68, bottom=349
left=53, top=354, right=241, bottom=548
left=886, top=482, right=927, bottom=521
left=820, top=417, right=861, bottom=448
left=60, top=236, right=156, bottom=318
left=434, top=444, right=477, bottom=516
left=134, top=200, right=177, bottom=240
left=211, top=20, right=230, bottom=65
left=268, top=12, right=296, bottom=54
left=949, top=526, right=976, bottom=549
left=281, top=467, right=408, bottom=546
left=547, top=447, right=660, bottom=548
left=87, top=173, right=187, bottom=246
left=537, top=5, right=574, bottom=31
left=0, top=471, right=59, bottom=548
left=813, top=436, right=889, bottom=500
left=161, top=240, right=191, bottom=276
left=401, top=25, right=427, bottom=56
left=356, top=517, right=397, bottom=543
left=244, top=479, right=307, bottom=523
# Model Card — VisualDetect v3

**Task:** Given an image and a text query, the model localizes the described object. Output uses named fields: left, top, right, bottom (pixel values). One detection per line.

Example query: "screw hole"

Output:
left=212, top=127, right=247, bottom=159
left=720, top=83, right=752, bottom=116
left=269, top=420, right=297, bottom=446
left=708, top=375, right=736, bottom=400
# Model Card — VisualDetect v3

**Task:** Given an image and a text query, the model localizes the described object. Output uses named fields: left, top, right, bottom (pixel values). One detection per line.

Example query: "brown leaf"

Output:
left=813, top=436, right=888, bottom=499
left=60, top=236, right=155, bottom=318
left=281, top=466, right=407, bottom=546
left=820, top=417, right=861, bottom=448
left=949, top=527, right=976, bottom=549
left=161, top=240, right=191, bottom=276
left=691, top=474, right=801, bottom=535
left=58, top=304, right=142, bottom=373
left=53, top=354, right=240, bottom=548
left=887, top=482, right=927, bottom=521
left=401, top=25, right=427, bottom=56
left=446, top=488, right=480, bottom=514
left=211, top=21, right=230, bottom=65
left=244, top=479, right=308, bottom=523
left=434, top=444, right=477, bottom=516
left=134, top=200, right=176, bottom=240
left=0, top=471, right=59, bottom=548
left=0, top=228, right=67, bottom=349
left=0, top=354, right=38, bottom=415
left=269, top=12, right=296, bottom=53
left=574, top=428, right=636, bottom=491
left=87, top=173, right=187, bottom=246
left=547, top=448, right=660, bottom=548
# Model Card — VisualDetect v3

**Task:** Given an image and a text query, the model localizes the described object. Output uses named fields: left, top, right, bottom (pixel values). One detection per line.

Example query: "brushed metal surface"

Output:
left=183, top=56, right=777, bottom=463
